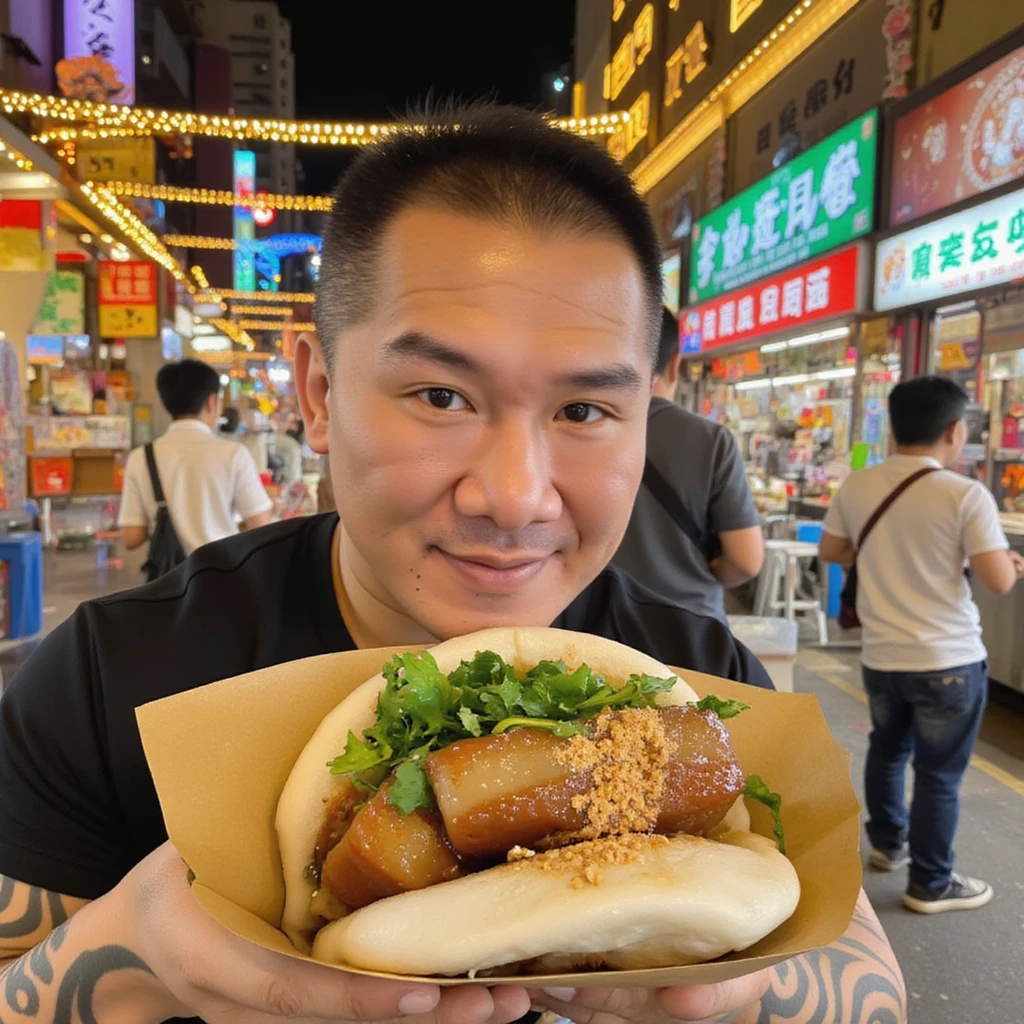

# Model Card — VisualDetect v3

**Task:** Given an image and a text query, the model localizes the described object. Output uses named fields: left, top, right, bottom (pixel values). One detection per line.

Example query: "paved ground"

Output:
left=796, top=647, right=1024, bottom=1024
left=3, top=550, right=1024, bottom=1023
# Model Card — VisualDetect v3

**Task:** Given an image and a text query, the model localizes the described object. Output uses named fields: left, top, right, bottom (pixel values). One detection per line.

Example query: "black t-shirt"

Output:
left=0, top=513, right=771, bottom=901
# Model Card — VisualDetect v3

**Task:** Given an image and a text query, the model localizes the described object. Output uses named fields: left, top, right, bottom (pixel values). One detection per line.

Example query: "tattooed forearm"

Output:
left=749, top=894, right=907, bottom=1024
left=0, top=922, right=153, bottom=1023
left=0, top=878, right=85, bottom=958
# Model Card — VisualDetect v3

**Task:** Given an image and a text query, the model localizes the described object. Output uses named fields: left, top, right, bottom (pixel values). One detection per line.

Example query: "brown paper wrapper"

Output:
left=137, top=646, right=862, bottom=988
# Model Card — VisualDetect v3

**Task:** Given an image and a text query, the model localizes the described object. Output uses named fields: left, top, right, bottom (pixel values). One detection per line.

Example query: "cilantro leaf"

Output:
left=743, top=774, right=786, bottom=854
left=387, top=760, right=434, bottom=815
left=457, top=706, right=483, bottom=737
left=328, top=730, right=391, bottom=775
left=691, top=695, right=752, bottom=720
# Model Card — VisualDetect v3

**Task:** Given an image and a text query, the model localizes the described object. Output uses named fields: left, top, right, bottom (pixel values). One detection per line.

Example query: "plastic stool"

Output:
left=794, top=521, right=842, bottom=619
left=754, top=539, right=828, bottom=645
left=0, top=532, right=43, bottom=639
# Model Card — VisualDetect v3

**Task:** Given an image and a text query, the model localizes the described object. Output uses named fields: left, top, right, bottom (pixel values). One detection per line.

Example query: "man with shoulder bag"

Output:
left=820, top=376, right=1024, bottom=913
left=119, top=360, right=274, bottom=579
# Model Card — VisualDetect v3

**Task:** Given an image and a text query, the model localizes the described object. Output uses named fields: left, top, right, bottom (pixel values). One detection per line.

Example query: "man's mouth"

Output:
left=433, top=548, right=553, bottom=593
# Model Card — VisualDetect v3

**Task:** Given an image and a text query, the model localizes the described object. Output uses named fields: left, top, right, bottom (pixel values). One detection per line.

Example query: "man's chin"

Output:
left=406, top=571, right=574, bottom=639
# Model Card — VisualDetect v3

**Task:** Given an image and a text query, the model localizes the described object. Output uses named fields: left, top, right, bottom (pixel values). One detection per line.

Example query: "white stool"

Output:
left=754, top=540, right=828, bottom=645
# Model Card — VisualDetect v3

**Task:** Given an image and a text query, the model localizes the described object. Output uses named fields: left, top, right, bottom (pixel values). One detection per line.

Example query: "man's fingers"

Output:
left=655, top=970, right=772, bottom=1022
left=484, top=985, right=533, bottom=1024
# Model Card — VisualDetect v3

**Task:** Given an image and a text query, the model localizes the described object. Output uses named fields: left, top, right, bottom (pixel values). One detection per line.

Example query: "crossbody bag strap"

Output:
left=143, top=443, right=167, bottom=506
left=642, top=457, right=707, bottom=555
left=855, top=466, right=940, bottom=551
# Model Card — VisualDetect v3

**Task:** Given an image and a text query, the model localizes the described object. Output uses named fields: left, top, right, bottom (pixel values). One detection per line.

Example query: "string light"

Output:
left=1, top=88, right=627, bottom=144
left=164, top=234, right=236, bottom=250
left=79, top=184, right=193, bottom=289
left=0, top=137, right=35, bottom=171
left=91, top=181, right=333, bottom=211
left=233, top=319, right=316, bottom=332
left=191, top=265, right=210, bottom=290
left=204, top=289, right=315, bottom=303
left=230, top=304, right=294, bottom=316
left=632, top=0, right=856, bottom=194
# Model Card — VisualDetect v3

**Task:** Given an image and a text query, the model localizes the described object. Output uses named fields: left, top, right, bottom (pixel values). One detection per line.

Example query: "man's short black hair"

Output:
left=888, top=375, right=968, bottom=446
left=156, top=359, right=221, bottom=419
left=655, top=307, right=680, bottom=376
left=315, top=102, right=663, bottom=367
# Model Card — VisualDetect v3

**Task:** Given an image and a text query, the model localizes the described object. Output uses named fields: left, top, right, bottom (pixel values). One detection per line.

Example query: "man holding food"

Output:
left=0, top=105, right=905, bottom=1023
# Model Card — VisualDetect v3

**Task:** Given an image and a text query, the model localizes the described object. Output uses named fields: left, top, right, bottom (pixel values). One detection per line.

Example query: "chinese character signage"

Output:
left=875, top=187, right=1024, bottom=311
left=98, top=261, right=157, bottom=337
left=32, top=271, right=85, bottom=336
left=682, top=244, right=864, bottom=352
left=889, top=41, right=1024, bottom=227
left=75, top=138, right=155, bottom=185
left=730, top=0, right=889, bottom=192
left=63, top=0, right=135, bottom=103
left=689, top=110, right=877, bottom=304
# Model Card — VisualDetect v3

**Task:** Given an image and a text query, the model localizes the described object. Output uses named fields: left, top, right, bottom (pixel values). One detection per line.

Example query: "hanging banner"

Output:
left=689, top=110, right=878, bottom=305
left=233, top=150, right=257, bottom=293
left=32, top=270, right=86, bottom=336
left=875, top=186, right=1024, bottom=311
left=62, top=0, right=135, bottom=103
left=889, top=40, right=1024, bottom=227
left=682, top=244, right=864, bottom=353
left=98, top=260, right=158, bottom=337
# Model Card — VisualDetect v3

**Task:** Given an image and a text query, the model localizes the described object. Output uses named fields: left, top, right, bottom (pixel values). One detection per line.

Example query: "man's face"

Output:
left=304, top=206, right=652, bottom=639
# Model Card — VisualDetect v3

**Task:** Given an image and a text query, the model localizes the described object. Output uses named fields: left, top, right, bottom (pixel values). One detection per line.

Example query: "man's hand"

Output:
left=1009, top=550, right=1024, bottom=578
left=123, top=842, right=530, bottom=1023
left=530, top=891, right=905, bottom=1024
left=529, top=970, right=771, bottom=1023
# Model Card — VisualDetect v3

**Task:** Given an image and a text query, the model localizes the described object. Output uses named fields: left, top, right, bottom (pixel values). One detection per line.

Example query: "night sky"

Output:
left=275, top=0, right=576, bottom=194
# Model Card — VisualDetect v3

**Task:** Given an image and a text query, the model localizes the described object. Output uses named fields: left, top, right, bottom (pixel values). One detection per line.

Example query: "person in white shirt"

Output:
left=119, top=360, right=274, bottom=556
left=820, top=375, right=1024, bottom=914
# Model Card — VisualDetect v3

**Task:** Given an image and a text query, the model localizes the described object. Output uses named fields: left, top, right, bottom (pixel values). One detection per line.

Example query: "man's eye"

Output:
left=559, top=402, right=604, bottom=424
left=415, top=387, right=470, bottom=411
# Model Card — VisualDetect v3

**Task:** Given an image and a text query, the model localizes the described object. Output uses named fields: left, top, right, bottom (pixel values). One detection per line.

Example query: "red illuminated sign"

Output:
left=253, top=193, right=276, bottom=228
left=681, top=244, right=864, bottom=353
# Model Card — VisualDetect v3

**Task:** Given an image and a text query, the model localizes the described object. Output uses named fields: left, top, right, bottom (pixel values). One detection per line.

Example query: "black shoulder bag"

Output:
left=140, top=443, right=187, bottom=582
left=641, top=457, right=722, bottom=563
left=837, top=466, right=938, bottom=629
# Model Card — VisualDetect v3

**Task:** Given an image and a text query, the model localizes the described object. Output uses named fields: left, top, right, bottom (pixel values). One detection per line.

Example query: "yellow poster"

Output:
left=75, top=138, right=156, bottom=185
left=99, top=304, right=158, bottom=338
left=937, top=342, right=970, bottom=371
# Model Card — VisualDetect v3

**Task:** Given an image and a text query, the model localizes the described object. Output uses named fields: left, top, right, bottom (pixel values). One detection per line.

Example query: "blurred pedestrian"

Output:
left=119, top=360, right=274, bottom=570
left=820, top=375, right=1024, bottom=913
left=612, top=308, right=764, bottom=622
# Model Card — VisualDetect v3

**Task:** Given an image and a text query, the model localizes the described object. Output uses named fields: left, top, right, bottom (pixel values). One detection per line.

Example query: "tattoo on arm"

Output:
left=0, top=922, right=153, bottom=1022
left=0, top=879, right=68, bottom=942
left=754, top=900, right=907, bottom=1024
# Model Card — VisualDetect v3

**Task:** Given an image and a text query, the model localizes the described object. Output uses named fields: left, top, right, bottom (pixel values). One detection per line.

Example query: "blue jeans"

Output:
left=862, top=661, right=988, bottom=892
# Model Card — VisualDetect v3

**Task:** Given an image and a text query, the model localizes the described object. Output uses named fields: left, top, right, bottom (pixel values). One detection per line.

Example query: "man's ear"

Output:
left=294, top=332, right=330, bottom=454
left=667, top=352, right=682, bottom=387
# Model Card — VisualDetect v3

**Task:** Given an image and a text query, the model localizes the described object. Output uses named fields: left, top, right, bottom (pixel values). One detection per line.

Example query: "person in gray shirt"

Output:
left=612, top=308, right=764, bottom=622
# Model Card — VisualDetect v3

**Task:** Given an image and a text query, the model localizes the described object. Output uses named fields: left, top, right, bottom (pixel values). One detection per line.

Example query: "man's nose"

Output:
left=453, top=418, right=562, bottom=533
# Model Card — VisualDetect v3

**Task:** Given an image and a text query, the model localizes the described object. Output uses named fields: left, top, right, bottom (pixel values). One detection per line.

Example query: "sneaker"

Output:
left=903, top=873, right=994, bottom=914
left=869, top=845, right=910, bottom=872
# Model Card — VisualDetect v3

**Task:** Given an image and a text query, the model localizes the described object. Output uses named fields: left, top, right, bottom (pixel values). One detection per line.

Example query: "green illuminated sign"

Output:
left=689, top=109, right=878, bottom=304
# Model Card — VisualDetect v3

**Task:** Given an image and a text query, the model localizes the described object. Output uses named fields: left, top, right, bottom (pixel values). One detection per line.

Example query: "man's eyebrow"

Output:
left=383, top=331, right=643, bottom=391
left=555, top=364, right=645, bottom=391
left=382, top=331, right=481, bottom=373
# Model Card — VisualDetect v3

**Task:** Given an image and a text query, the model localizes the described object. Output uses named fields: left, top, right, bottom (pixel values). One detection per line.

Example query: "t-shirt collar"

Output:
left=889, top=452, right=943, bottom=469
left=168, top=419, right=212, bottom=435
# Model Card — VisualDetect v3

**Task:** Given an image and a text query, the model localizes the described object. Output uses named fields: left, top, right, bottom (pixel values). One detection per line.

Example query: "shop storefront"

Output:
left=874, top=27, right=1024, bottom=689
left=677, top=105, right=891, bottom=512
